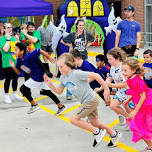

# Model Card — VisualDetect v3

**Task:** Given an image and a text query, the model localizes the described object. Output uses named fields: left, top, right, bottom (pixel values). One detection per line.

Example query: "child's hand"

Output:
left=49, top=56, right=55, bottom=63
left=128, top=110, right=137, bottom=118
left=9, top=60, right=15, bottom=67
left=43, top=74, right=50, bottom=83
left=123, top=97, right=132, bottom=105
left=94, top=87, right=103, bottom=93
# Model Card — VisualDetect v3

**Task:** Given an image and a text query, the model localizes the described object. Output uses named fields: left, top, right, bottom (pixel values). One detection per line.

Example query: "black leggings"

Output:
left=3, top=67, right=18, bottom=93
left=20, top=85, right=60, bottom=104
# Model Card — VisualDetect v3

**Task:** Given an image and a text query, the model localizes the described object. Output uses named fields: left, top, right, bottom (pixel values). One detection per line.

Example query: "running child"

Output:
left=44, top=53, right=122, bottom=147
left=10, top=42, right=65, bottom=115
left=106, top=48, right=132, bottom=125
left=122, top=58, right=152, bottom=151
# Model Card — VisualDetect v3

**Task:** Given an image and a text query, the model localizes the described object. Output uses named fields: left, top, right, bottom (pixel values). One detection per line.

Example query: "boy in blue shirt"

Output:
left=10, top=42, right=65, bottom=115
left=71, top=49, right=107, bottom=103
left=143, top=49, right=152, bottom=88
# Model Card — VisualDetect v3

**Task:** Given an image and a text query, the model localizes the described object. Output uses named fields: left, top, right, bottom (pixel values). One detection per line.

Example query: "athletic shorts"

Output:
left=41, top=45, right=53, bottom=53
left=24, top=78, right=50, bottom=90
left=75, top=97, right=99, bottom=119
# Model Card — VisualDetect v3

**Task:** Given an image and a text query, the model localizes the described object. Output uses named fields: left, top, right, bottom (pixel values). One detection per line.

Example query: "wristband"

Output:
left=7, top=39, right=10, bottom=41
left=136, top=48, right=139, bottom=50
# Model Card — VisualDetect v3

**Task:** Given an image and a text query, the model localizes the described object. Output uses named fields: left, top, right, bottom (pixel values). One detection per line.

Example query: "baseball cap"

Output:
left=124, top=5, right=135, bottom=12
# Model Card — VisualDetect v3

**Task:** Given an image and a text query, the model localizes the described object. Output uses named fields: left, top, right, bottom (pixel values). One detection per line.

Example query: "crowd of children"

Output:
left=0, top=18, right=152, bottom=151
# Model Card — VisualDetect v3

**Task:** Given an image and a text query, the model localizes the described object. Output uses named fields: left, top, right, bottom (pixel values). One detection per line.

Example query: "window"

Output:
left=145, top=0, right=152, bottom=46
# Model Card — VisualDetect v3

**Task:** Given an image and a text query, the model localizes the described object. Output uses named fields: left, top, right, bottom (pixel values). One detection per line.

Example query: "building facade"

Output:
left=35, top=0, right=151, bottom=47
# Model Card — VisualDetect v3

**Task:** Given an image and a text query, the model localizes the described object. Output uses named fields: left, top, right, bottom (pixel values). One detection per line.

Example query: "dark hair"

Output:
left=15, top=42, right=27, bottom=56
left=143, top=49, right=152, bottom=57
left=96, top=54, right=108, bottom=64
left=71, top=49, right=82, bottom=58
left=107, top=48, right=127, bottom=62
left=27, top=22, right=35, bottom=28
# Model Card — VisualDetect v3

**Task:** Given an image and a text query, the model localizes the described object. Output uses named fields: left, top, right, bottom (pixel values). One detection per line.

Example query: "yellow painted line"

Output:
left=51, top=51, right=102, bottom=58
left=108, top=118, right=119, bottom=128
left=37, top=103, right=139, bottom=152
left=88, top=51, right=103, bottom=57
left=62, top=104, right=81, bottom=114
left=0, top=79, right=139, bottom=151
left=35, top=96, right=48, bottom=101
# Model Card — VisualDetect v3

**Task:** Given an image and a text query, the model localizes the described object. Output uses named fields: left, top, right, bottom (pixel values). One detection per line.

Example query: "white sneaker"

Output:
left=4, top=94, right=12, bottom=104
left=118, top=115, right=126, bottom=126
left=12, top=93, right=23, bottom=100
left=27, top=105, right=40, bottom=114
left=93, top=129, right=106, bottom=147
left=107, top=131, right=122, bottom=148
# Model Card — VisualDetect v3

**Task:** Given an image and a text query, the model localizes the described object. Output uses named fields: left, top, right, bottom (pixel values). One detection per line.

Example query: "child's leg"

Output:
left=144, top=139, right=152, bottom=148
left=89, top=118, right=114, bottom=136
left=70, top=115, right=97, bottom=132
left=40, top=89, right=65, bottom=115
left=110, top=99, right=130, bottom=118
left=20, top=84, right=36, bottom=105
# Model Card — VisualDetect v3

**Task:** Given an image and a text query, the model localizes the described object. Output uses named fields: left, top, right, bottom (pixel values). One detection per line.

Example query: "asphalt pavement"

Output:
left=0, top=46, right=146, bottom=152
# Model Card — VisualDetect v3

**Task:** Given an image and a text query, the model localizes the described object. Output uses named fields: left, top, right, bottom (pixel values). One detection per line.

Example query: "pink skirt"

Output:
left=130, top=106, right=152, bottom=143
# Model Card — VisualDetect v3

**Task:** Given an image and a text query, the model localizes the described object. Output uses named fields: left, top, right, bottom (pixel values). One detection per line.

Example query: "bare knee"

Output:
left=70, top=115, right=80, bottom=125
left=90, top=118, right=100, bottom=127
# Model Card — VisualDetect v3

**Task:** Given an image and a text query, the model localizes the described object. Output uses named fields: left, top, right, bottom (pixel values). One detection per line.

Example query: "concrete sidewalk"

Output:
left=0, top=47, right=146, bottom=152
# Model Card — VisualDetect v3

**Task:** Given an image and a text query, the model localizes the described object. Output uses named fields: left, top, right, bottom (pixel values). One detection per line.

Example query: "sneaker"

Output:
left=12, top=93, right=23, bottom=100
left=118, top=115, right=126, bottom=126
left=4, top=94, right=12, bottom=104
left=107, top=131, right=122, bottom=148
left=55, top=105, right=66, bottom=115
left=93, top=129, right=106, bottom=147
left=27, top=105, right=40, bottom=114
left=66, top=96, right=72, bottom=100
left=144, top=147, right=152, bottom=152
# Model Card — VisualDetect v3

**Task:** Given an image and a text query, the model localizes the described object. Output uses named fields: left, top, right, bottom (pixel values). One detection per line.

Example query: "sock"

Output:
left=93, top=128, right=100, bottom=135
left=111, top=131, right=117, bottom=137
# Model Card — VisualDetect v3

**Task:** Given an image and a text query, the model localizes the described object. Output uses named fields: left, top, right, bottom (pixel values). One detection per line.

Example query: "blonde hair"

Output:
left=20, top=24, right=27, bottom=30
left=107, top=48, right=127, bottom=62
left=58, top=53, right=76, bottom=69
left=4, top=23, right=12, bottom=29
left=122, top=57, right=144, bottom=75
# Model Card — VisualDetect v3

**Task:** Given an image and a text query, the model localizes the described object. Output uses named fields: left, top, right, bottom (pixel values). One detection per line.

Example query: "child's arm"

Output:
left=106, top=81, right=127, bottom=89
left=9, top=60, right=20, bottom=75
left=43, top=74, right=64, bottom=95
left=129, top=92, right=146, bottom=118
left=88, top=72, right=110, bottom=102
left=40, top=49, right=55, bottom=63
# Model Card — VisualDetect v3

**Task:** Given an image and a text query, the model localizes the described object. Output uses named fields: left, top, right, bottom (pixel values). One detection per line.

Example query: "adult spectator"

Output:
left=115, top=5, right=141, bottom=57
left=37, top=26, right=53, bottom=77
left=20, top=22, right=41, bottom=51
left=61, top=18, right=94, bottom=60
left=0, top=21, right=5, bottom=80
left=0, top=23, right=23, bottom=103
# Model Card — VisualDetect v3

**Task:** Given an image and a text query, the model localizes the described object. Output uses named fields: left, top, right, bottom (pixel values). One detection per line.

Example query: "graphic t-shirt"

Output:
left=0, top=35, right=16, bottom=68
left=143, top=63, right=152, bottom=88
left=59, top=70, right=96, bottom=103
left=16, top=49, right=44, bottom=82
left=63, top=32, right=94, bottom=59
left=109, top=65, right=130, bottom=100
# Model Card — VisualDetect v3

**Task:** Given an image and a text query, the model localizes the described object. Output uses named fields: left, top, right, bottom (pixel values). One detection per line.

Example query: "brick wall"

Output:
left=34, top=0, right=64, bottom=28
left=121, top=0, right=145, bottom=47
